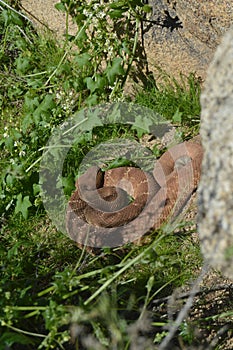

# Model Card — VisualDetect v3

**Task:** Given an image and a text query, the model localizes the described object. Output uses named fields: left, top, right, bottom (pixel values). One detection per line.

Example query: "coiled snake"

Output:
left=66, top=137, right=203, bottom=250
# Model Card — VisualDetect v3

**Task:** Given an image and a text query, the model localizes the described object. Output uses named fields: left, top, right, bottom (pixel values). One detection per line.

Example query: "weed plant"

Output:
left=0, top=2, right=227, bottom=350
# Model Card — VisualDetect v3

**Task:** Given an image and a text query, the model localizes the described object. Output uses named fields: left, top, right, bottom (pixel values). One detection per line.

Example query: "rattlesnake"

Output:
left=66, top=137, right=203, bottom=250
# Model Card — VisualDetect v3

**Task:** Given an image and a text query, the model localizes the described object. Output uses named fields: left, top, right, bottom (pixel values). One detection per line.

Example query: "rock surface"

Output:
left=20, top=0, right=77, bottom=38
left=198, top=27, right=233, bottom=279
left=143, top=0, right=233, bottom=80
left=20, top=0, right=233, bottom=80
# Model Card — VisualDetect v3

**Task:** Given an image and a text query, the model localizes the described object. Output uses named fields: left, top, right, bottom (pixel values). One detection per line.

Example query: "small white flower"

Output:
left=92, top=17, right=98, bottom=26
left=93, top=3, right=100, bottom=11
left=83, top=9, right=92, bottom=17
left=19, top=150, right=26, bottom=157
left=3, top=132, right=8, bottom=138
left=56, top=92, right=62, bottom=100
left=14, top=141, right=19, bottom=147
left=96, top=11, right=105, bottom=19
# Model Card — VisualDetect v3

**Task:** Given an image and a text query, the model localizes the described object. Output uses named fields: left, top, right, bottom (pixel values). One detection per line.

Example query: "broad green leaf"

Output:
left=94, top=74, right=107, bottom=91
left=0, top=331, right=34, bottom=348
left=105, top=57, right=125, bottom=85
left=131, top=115, right=153, bottom=137
left=85, top=75, right=107, bottom=93
left=4, top=136, right=14, bottom=152
left=2, top=10, right=23, bottom=26
left=33, top=94, right=56, bottom=123
left=12, top=129, right=22, bottom=140
left=33, top=183, right=41, bottom=196
left=142, top=5, right=152, bottom=13
left=109, top=9, right=125, bottom=18
left=71, top=108, right=103, bottom=137
left=55, top=3, right=66, bottom=11
left=15, top=194, right=32, bottom=219
left=109, top=2, right=127, bottom=10
left=76, top=27, right=88, bottom=45
left=85, top=77, right=97, bottom=93
left=15, top=56, right=30, bottom=75
left=24, top=95, right=40, bottom=113
left=74, top=52, right=91, bottom=68
left=85, top=93, right=98, bottom=106
left=172, top=108, right=183, bottom=123
left=79, top=108, right=103, bottom=131
left=21, top=113, right=33, bottom=133
left=6, top=174, right=14, bottom=186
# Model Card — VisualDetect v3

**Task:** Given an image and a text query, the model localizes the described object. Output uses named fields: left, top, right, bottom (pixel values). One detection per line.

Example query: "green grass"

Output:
left=0, top=215, right=202, bottom=349
left=134, top=69, right=201, bottom=124
left=1, top=2, right=231, bottom=350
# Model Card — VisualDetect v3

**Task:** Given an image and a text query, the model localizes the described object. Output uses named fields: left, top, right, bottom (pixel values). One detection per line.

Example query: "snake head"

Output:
left=75, top=166, right=104, bottom=191
left=174, top=155, right=192, bottom=169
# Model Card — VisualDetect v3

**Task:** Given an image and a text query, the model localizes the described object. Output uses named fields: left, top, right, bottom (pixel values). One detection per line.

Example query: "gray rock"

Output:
left=198, top=27, right=233, bottom=279
left=21, top=0, right=233, bottom=81
left=143, top=0, right=233, bottom=80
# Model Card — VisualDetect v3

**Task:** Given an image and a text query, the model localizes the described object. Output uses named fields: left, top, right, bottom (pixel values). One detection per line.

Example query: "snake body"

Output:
left=66, top=138, right=203, bottom=249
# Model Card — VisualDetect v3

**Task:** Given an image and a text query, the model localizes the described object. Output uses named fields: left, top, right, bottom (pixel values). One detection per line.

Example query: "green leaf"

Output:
left=85, top=74, right=107, bottom=93
left=6, top=174, right=14, bottom=186
left=62, top=175, right=75, bottom=195
left=33, top=94, right=56, bottom=123
left=12, top=129, right=22, bottom=140
left=21, top=113, right=33, bottom=133
left=172, top=108, right=183, bottom=124
left=74, top=52, right=91, bottom=68
left=73, top=13, right=87, bottom=24
left=24, top=95, right=40, bottom=113
left=15, top=56, right=31, bottom=75
left=130, top=0, right=145, bottom=6
left=15, top=194, right=32, bottom=219
left=2, top=10, right=23, bottom=27
left=105, top=57, right=125, bottom=85
left=131, top=115, right=153, bottom=137
left=33, top=183, right=41, bottom=196
left=75, top=108, right=103, bottom=131
left=55, top=3, right=66, bottom=11
left=109, top=9, right=126, bottom=18
left=0, top=331, right=35, bottom=349
left=142, top=5, right=152, bottom=13
left=109, top=2, right=128, bottom=10
left=85, top=94, right=98, bottom=106
left=146, top=275, right=154, bottom=292
left=4, top=136, right=14, bottom=152
left=76, top=27, right=88, bottom=46
left=85, top=77, right=97, bottom=93
left=103, top=157, right=134, bottom=170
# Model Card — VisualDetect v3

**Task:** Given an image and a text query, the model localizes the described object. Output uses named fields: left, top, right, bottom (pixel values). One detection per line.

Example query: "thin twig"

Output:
left=158, top=263, right=210, bottom=350
left=19, top=3, right=52, bottom=31
left=0, top=0, right=33, bottom=24
left=208, top=325, right=231, bottom=349
left=152, top=283, right=233, bottom=306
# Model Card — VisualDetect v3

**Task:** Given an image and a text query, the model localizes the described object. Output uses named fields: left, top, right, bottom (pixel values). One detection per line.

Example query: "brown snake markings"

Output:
left=66, top=138, right=203, bottom=250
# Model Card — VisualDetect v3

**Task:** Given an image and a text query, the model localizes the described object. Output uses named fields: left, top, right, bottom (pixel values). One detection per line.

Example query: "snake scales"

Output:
left=66, top=137, right=203, bottom=250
